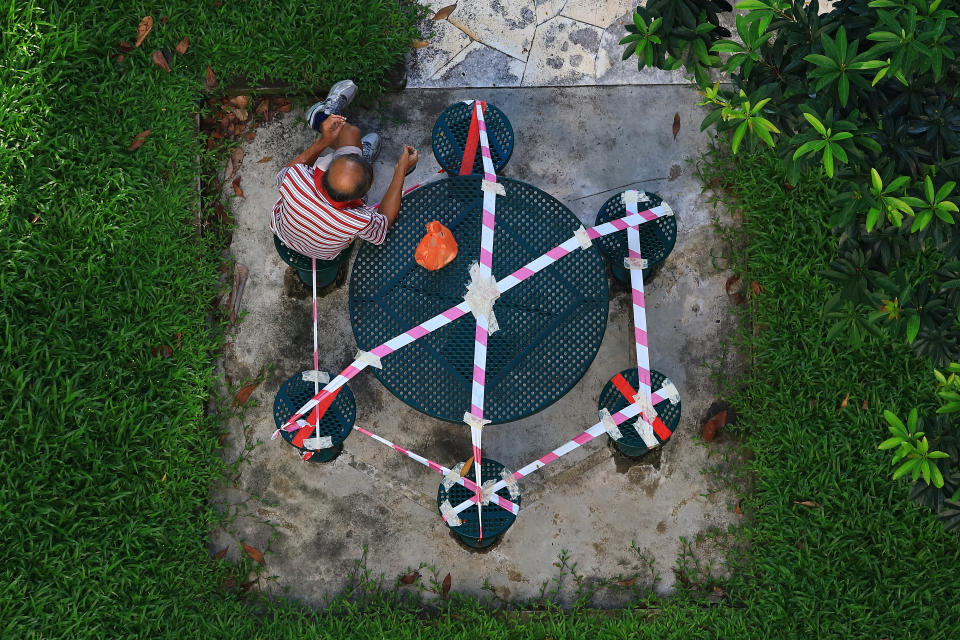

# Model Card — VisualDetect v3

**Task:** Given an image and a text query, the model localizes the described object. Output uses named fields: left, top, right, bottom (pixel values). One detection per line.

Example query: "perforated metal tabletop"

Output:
left=349, top=175, right=609, bottom=424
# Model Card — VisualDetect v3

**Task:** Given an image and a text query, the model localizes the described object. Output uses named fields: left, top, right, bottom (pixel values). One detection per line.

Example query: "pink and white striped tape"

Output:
left=350, top=424, right=520, bottom=515
left=277, top=203, right=673, bottom=436
left=624, top=193, right=654, bottom=421
left=445, top=384, right=673, bottom=518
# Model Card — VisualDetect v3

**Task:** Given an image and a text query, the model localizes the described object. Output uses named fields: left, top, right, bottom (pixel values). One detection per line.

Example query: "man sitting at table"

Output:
left=270, top=80, right=419, bottom=275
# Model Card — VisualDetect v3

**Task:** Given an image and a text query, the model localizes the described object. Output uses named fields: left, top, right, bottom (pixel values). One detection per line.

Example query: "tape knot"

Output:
left=463, top=262, right=501, bottom=333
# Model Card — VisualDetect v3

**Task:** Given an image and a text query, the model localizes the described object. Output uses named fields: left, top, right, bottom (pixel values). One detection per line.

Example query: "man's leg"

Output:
left=306, top=80, right=358, bottom=131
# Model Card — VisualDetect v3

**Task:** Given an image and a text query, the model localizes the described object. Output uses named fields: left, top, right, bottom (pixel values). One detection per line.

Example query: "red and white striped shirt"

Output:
left=271, top=164, right=388, bottom=260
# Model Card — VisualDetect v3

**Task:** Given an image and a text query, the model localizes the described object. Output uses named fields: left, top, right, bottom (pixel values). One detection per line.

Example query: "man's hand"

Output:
left=320, top=114, right=346, bottom=143
left=395, top=144, right=419, bottom=174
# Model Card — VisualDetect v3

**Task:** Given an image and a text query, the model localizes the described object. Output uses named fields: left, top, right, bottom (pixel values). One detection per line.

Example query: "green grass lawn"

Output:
left=3, top=0, right=959, bottom=637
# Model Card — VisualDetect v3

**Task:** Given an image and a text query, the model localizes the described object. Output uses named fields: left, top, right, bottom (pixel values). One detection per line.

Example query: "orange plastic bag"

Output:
left=415, top=221, right=458, bottom=271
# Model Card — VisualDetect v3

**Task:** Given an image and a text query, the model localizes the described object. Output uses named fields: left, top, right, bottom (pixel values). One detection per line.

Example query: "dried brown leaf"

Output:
left=243, top=132, right=256, bottom=142
left=241, top=542, right=264, bottom=564
left=793, top=500, right=821, bottom=508
left=233, top=381, right=258, bottom=407
left=276, top=103, right=291, bottom=113
left=724, top=274, right=741, bottom=295
left=751, top=281, right=764, bottom=295
left=839, top=392, right=850, bottom=412
left=460, top=456, right=474, bottom=479
left=441, top=573, right=451, bottom=599
left=152, top=345, right=173, bottom=358
left=400, top=571, right=420, bottom=585
left=151, top=50, right=171, bottom=72
left=672, top=113, right=681, bottom=140
left=861, top=399, right=869, bottom=410
left=232, top=176, right=244, bottom=198
left=411, top=40, right=430, bottom=48
left=29, top=214, right=40, bottom=224
left=432, top=4, right=456, bottom=20
left=229, top=95, right=250, bottom=109
left=135, top=16, right=154, bottom=47
left=212, top=547, right=227, bottom=560
left=205, top=66, right=218, bottom=90
left=129, top=129, right=151, bottom=151
left=118, top=41, right=133, bottom=52
left=732, top=292, right=745, bottom=305
left=618, top=577, right=636, bottom=587
left=240, top=578, right=257, bottom=592
left=175, top=36, right=189, bottom=55
left=257, top=156, right=273, bottom=163
left=115, top=54, right=125, bottom=63
left=223, top=158, right=235, bottom=180
left=701, top=410, right=726, bottom=442
left=735, top=499, right=743, bottom=515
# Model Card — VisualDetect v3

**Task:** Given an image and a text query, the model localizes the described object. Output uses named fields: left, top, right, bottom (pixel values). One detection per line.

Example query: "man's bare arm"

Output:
left=377, top=145, right=419, bottom=227
left=286, top=115, right=345, bottom=167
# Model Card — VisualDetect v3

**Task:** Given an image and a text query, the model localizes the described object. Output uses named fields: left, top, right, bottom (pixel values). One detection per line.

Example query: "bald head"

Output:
left=322, top=154, right=373, bottom=202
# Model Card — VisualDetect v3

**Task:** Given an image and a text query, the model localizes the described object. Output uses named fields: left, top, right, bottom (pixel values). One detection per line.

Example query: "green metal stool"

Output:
left=594, top=191, right=677, bottom=284
left=597, top=368, right=681, bottom=458
left=437, top=458, right=520, bottom=549
left=274, top=235, right=352, bottom=289
left=432, top=102, right=514, bottom=175
left=273, top=371, right=356, bottom=462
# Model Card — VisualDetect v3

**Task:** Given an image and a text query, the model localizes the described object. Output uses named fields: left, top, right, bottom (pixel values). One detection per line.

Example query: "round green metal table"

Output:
left=349, top=175, right=609, bottom=423
left=436, top=458, right=519, bottom=548
left=597, top=368, right=681, bottom=457
left=273, top=371, right=356, bottom=462
left=594, top=191, right=677, bottom=283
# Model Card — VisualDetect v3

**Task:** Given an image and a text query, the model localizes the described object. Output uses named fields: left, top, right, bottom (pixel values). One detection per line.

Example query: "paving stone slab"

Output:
left=522, top=16, right=605, bottom=86
left=447, top=0, right=537, bottom=61
left=407, top=17, right=473, bottom=88
left=562, top=0, right=639, bottom=29
left=424, top=40, right=526, bottom=88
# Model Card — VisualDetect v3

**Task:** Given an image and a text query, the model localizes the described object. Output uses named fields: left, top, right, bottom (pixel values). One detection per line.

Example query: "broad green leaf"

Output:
left=908, top=408, right=918, bottom=431
left=893, top=458, right=919, bottom=480
left=793, top=140, right=826, bottom=159
left=866, top=207, right=881, bottom=231
left=838, top=73, right=850, bottom=107
left=804, top=54, right=839, bottom=69
left=878, top=437, right=905, bottom=450
left=931, top=464, right=944, bottom=488
left=732, top=120, right=749, bottom=154
left=711, top=41, right=746, bottom=53
left=924, top=176, right=935, bottom=202
left=871, top=168, right=882, bottom=192
left=883, top=410, right=905, bottom=430
left=823, top=144, right=834, bottom=177
left=803, top=112, right=827, bottom=136
left=907, top=315, right=921, bottom=343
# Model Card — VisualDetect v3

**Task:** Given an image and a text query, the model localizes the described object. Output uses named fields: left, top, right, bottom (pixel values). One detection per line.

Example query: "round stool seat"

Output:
left=594, top=191, right=677, bottom=283
left=273, top=372, right=356, bottom=462
left=597, top=368, right=681, bottom=457
left=437, top=458, right=520, bottom=549
left=432, top=102, right=514, bottom=175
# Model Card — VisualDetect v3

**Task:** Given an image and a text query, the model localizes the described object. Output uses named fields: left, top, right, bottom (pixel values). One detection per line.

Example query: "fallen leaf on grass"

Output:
left=175, top=36, right=189, bottom=55
left=240, top=578, right=257, bottom=592
left=233, top=381, right=259, bottom=407
left=276, top=103, right=291, bottom=113
left=400, top=571, right=420, bottom=585
left=441, top=573, right=451, bottom=599
left=243, top=132, right=256, bottom=141
left=724, top=274, right=741, bottom=295
left=735, top=499, right=743, bottom=515
left=232, top=176, right=244, bottom=197
left=861, top=399, right=869, bottom=410
left=432, top=4, right=456, bottom=20
left=129, top=129, right=152, bottom=151
left=838, top=392, right=850, bottom=413
left=152, top=345, right=173, bottom=358
left=135, top=16, right=153, bottom=47
left=751, top=281, right=764, bottom=295
left=152, top=50, right=171, bottom=72
left=411, top=40, right=430, bottom=48
left=115, top=53, right=125, bottom=63
left=257, top=156, right=273, bottom=163
left=205, top=66, right=218, bottom=90
left=212, top=548, right=227, bottom=560
left=618, top=577, right=636, bottom=587
left=701, top=410, right=726, bottom=442
left=217, top=432, right=229, bottom=446
left=118, top=41, right=133, bottom=52
left=241, top=542, right=264, bottom=564
left=29, top=214, right=40, bottom=224
left=229, top=95, right=250, bottom=109
left=793, top=500, right=821, bottom=508
left=672, top=113, right=681, bottom=140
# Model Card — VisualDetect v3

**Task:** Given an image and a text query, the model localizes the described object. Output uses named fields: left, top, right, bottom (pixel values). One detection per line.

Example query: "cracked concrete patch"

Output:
left=562, top=0, right=638, bottom=29
left=407, top=18, right=473, bottom=88
left=448, top=0, right=537, bottom=60
left=523, top=16, right=604, bottom=86
left=426, top=40, right=526, bottom=88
